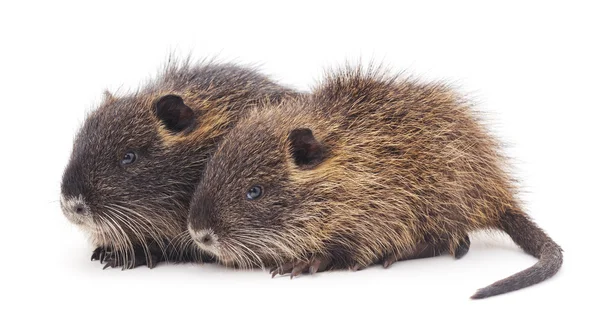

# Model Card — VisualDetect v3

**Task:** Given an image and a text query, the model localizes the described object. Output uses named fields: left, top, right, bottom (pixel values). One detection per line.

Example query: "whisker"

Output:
left=102, top=212, right=134, bottom=267
left=106, top=209, right=151, bottom=266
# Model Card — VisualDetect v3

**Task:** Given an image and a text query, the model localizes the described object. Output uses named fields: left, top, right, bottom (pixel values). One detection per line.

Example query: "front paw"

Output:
left=90, top=246, right=140, bottom=270
left=102, top=244, right=167, bottom=269
left=91, top=247, right=130, bottom=269
left=91, top=246, right=110, bottom=263
left=270, top=256, right=331, bottom=278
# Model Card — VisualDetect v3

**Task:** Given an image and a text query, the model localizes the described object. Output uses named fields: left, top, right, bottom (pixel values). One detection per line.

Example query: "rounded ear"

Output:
left=154, top=95, right=195, bottom=133
left=288, top=128, right=324, bottom=168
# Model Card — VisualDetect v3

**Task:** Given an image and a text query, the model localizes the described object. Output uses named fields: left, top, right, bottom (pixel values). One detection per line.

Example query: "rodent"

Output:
left=60, top=58, right=297, bottom=269
left=187, top=66, right=563, bottom=299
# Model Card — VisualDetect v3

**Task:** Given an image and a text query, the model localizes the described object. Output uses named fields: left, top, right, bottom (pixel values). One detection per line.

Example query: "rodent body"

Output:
left=60, top=59, right=297, bottom=269
left=188, top=66, right=562, bottom=298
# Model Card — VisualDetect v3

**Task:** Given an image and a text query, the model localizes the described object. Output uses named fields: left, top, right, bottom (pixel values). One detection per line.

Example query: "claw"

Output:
left=290, top=261, right=308, bottom=279
left=308, top=259, right=322, bottom=275
left=270, top=262, right=293, bottom=278
left=91, top=247, right=114, bottom=264
left=91, top=247, right=102, bottom=261
left=102, top=258, right=119, bottom=270
left=270, top=266, right=279, bottom=278
left=271, top=257, right=331, bottom=278
left=350, top=263, right=364, bottom=271
left=382, top=255, right=396, bottom=269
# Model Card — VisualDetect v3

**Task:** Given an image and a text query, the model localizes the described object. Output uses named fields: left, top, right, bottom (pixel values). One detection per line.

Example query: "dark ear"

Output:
left=154, top=95, right=195, bottom=132
left=288, top=128, right=324, bottom=168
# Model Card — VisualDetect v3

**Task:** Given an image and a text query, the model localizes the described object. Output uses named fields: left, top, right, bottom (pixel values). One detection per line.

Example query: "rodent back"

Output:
left=189, top=67, right=520, bottom=267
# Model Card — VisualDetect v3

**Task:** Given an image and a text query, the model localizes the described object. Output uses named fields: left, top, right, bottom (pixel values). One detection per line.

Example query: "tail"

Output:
left=471, top=210, right=563, bottom=299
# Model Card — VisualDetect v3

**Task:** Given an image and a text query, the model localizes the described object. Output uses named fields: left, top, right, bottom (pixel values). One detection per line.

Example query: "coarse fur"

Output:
left=188, top=65, right=562, bottom=299
left=61, top=57, right=297, bottom=269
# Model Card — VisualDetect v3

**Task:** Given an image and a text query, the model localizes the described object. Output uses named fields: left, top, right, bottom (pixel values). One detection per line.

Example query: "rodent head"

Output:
left=60, top=61, right=296, bottom=265
left=61, top=92, right=204, bottom=248
left=188, top=105, right=328, bottom=268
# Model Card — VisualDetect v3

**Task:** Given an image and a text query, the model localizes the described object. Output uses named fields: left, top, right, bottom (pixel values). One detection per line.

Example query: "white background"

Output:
left=1, top=1, right=598, bottom=324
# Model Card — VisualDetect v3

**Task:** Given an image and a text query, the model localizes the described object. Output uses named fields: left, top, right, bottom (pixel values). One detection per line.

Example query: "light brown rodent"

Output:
left=187, top=66, right=562, bottom=299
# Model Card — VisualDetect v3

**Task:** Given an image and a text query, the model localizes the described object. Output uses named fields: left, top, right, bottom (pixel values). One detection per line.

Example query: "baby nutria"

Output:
left=187, top=66, right=562, bottom=299
left=60, top=58, right=298, bottom=269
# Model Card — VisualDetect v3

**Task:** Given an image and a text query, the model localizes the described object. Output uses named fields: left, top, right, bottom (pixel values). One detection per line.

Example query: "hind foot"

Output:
left=380, top=235, right=471, bottom=268
left=270, top=256, right=331, bottom=278
left=380, top=241, right=442, bottom=268
left=452, top=236, right=470, bottom=259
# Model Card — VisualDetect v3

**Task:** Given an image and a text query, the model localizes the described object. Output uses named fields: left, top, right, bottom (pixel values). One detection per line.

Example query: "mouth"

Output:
left=66, top=213, right=90, bottom=226
left=66, top=214, right=101, bottom=233
left=61, top=214, right=98, bottom=232
left=188, top=227, right=269, bottom=268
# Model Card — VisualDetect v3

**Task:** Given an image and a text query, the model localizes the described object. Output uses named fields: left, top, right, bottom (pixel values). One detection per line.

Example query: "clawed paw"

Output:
left=382, top=254, right=398, bottom=269
left=91, top=246, right=118, bottom=264
left=90, top=246, right=132, bottom=270
left=90, top=244, right=167, bottom=270
left=452, top=236, right=470, bottom=259
left=102, top=258, right=122, bottom=270
left=270, top=256, right=331, bottom=278
left=90, top=247, right=105, bottom=262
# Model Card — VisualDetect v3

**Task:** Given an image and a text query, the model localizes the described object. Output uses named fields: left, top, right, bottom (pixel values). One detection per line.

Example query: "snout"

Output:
left=60, top=194, right=92, bottom=225
left=189, top=226, right=220, bottom=254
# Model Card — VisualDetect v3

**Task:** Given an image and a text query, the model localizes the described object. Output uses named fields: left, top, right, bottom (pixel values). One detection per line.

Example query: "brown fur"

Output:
left=61, top=58, right=296, bottom=269
left=188, top=65, right=562, bottom=298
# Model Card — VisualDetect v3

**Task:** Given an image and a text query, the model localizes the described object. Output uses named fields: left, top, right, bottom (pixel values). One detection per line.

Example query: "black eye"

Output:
left=121, top=152, right=137, bottom=165
left=246, top=185, right=263, bottom=200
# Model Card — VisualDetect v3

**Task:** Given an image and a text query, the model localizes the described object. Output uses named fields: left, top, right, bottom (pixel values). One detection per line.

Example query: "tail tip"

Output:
left=470, top=288, right=491, bottom=300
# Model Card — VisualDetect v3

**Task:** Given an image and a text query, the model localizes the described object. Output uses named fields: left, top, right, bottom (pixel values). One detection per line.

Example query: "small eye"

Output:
left=121, top=152, right=137, bottom=165
left=246, top=185, right=263, bottom=200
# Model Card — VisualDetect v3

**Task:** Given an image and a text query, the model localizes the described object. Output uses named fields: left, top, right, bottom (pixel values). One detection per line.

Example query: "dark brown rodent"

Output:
left=60, top=58, right=297, bottom=269
left=188, top=66, right=562, bottom=299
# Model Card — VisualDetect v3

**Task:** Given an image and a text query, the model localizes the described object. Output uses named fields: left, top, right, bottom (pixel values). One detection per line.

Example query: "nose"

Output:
left=190, top=228, right=219, bottom=252
left=200, top=233, right=214, bottom=246
left=74, top=203, right=86, bottom=214
left=60, top=195, right=91, bottom=224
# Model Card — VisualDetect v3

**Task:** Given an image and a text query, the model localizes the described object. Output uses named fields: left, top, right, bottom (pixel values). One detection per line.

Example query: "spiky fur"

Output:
left=189, top=65, right=562, bottom=298
left=61, top=58, right=296, bottom=268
